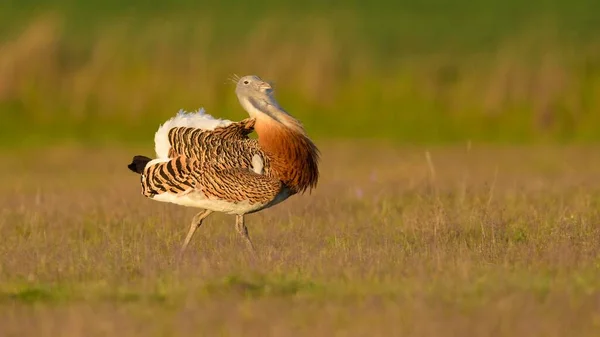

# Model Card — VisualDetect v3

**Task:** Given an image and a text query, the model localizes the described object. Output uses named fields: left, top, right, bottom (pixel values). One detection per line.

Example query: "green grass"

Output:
left=2, top=1, right=600, bottom=145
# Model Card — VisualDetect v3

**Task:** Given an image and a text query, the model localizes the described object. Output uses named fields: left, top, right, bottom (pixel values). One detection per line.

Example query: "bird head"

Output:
left=235, top=75, right=273, bottom=94
left=234, top=75, right=281, bottom=119
left=232, top=74, right=306, bottom=134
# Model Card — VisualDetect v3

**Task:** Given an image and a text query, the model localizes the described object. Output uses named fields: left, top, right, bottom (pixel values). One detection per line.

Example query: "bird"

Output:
left=127, top=75, right=320, bottom=257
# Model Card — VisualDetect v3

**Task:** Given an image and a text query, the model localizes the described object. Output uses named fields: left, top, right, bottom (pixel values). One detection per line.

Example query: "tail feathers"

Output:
left=128, top=155, right=152, bottom=174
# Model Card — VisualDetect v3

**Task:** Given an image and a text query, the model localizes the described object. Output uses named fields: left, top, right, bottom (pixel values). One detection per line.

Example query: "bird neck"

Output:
left=254, top=114, right=320, bottom=194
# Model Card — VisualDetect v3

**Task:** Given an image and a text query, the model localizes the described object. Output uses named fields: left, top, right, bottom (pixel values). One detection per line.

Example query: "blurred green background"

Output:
left=2, top=0, right=600, bottom=146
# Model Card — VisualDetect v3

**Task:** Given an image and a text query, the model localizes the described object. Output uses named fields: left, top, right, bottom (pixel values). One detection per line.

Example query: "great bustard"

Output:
left=127, top=75, right=320, bottom=256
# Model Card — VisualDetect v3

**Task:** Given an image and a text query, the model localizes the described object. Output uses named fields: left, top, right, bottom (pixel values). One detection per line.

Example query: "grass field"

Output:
left=1, top=143, right=599, bottom=336
left=3, top=1, right=600, bottom=144
left=2, top=1, right=600, bottom=335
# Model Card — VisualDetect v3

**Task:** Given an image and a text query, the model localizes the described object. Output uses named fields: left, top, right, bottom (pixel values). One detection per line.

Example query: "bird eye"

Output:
left=243, top=80, right=249, bottom=85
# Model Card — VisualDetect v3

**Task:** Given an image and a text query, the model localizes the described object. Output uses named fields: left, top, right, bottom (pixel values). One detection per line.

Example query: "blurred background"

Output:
left=2, top=0, right=600, bottom=147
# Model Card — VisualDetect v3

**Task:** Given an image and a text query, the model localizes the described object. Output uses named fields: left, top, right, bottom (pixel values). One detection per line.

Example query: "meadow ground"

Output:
left=0, top=143, right=599, bottom=336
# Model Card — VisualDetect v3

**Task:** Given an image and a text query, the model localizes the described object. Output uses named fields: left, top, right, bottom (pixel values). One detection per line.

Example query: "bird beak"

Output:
left=259, top=82, right=272, bottom=92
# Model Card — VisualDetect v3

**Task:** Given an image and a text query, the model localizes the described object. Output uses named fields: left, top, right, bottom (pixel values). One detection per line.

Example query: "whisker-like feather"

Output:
left=227, top=73, right=240, bottom=84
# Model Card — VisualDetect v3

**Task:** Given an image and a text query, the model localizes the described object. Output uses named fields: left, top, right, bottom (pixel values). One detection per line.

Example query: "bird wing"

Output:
left=153, top=109, right=264, bottom=171
left=141, top=156, right=282, bottom=205
left=166, top=117, right=256, bottom=159
left=142, top=109, right=280, bottom=209
left=154, top=109, right=257, bottom=158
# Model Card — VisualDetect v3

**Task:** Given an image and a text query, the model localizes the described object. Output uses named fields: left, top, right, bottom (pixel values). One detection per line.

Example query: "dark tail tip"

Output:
left=128, top=155, right=152, bottom=174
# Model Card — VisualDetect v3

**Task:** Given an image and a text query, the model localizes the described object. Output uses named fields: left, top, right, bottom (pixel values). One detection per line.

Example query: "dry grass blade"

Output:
left=0, top=143, right=600, bottom=336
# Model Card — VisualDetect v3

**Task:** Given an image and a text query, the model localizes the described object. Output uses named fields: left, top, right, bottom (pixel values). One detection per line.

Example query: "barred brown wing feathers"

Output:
left=141, top=156, right=282, bottom=205
left=195, top=167, right=282, bottom=204
left=167, top=118, right=256, bottom=159
left=164, top=118, right=270, bottom=176
left=141, top=156, right=196, bottom=197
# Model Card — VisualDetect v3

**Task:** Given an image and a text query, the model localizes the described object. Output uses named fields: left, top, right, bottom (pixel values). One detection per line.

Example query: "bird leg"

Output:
left=179, top=209, right=213, bottom=257
left=235, top=215, right=256, bottom=253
